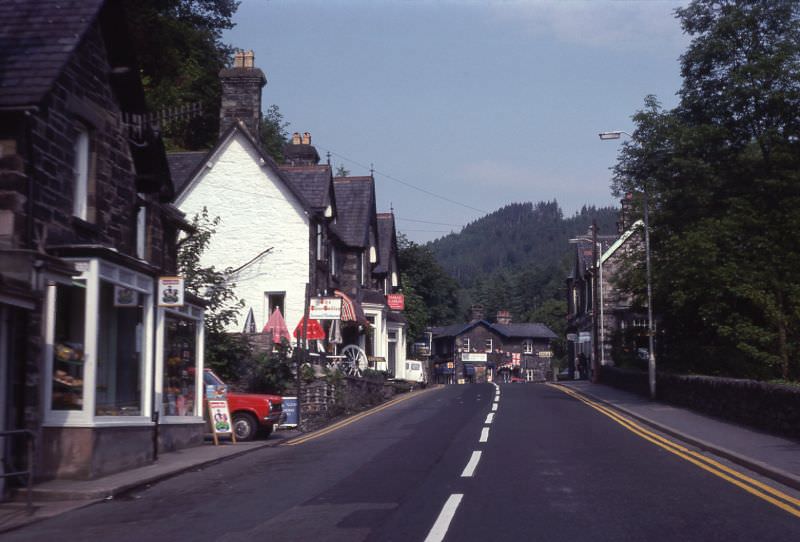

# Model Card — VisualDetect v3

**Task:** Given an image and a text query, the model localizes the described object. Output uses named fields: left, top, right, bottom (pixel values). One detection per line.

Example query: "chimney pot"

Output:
left=292, top=132, right=301, bottom=145
left=302, top=132, right=311, bottom=145
left=233, top=51, right=245, bottom=68
left=244, top=50, right=255, bottom=68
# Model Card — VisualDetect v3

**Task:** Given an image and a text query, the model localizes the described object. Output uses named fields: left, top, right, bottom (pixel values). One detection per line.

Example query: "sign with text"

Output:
left=309, top=297, right=342, bottom=320
left=386, top=293, right=405, bottom=311
left=206, top=399, right=235, bottom=445
left=462, top=352, right=487, bottom=362
left=280, top=396, right=298, bottom=428
left=158, top=276, right=184, bottom=307
left=537, top=351, right=554, bottom=358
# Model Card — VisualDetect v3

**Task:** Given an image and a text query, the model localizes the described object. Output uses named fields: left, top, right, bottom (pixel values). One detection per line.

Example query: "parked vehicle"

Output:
left=203, top=369, right=283, bottom=441
left=510, top=376, right=525, bottom=383
left=404, top=360, right=426, bottom=384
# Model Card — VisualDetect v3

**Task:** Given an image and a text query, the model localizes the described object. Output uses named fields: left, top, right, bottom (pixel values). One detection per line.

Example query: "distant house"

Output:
left=168, top=53, right=336, bottom=335
left=431, top=307, right=557, bottom=384
left=0, top=0, right=205, bottom=485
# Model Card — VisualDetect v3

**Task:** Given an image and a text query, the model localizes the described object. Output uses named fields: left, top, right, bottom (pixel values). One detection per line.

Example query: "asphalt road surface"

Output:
left=6, top=384, right=800, bottom=541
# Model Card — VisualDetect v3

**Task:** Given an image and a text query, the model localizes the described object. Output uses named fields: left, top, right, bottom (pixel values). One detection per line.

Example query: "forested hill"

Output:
left=428, top=201, right=619, bottom=287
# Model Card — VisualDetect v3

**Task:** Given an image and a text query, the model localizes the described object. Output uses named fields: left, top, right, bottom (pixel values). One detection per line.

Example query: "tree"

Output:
left=612, top=0, right=800, bottom=380
left=123, top=0, right=240, bottom=150
left=178, top=208, right=250, bottom=381
left=260, top=104, right=290, bottom=162
left=335, top=165, right=351, bottom=177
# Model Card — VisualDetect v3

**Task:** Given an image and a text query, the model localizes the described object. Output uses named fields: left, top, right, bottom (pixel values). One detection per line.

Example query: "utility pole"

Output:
left=591, top=220, right=600, bottom=383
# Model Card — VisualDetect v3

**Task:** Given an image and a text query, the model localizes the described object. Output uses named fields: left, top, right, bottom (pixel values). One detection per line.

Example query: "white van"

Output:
left=405, top=360, right=426, bottom=384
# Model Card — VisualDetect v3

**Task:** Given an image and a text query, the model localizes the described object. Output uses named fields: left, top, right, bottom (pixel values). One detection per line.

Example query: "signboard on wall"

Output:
left=462, top=352, right=487, bottom=362
left=114, top=286, right=137, bottom=307
left=280, top=396, right=298, bottom=428
left=309, top=297, right=342, bottom=320
left=158, top=276, right=184, bottom=307
left=386, top=294, right=405, bottom=311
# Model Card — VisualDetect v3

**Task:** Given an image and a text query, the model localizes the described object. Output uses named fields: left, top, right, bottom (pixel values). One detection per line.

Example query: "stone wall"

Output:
left=299, top=375, right=394, bottom=432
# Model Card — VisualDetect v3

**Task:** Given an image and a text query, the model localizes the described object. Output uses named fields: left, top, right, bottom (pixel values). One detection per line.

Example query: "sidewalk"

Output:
left=560, top=380, right=800, bottom=491
left=0, top=429, right=299, bottom=534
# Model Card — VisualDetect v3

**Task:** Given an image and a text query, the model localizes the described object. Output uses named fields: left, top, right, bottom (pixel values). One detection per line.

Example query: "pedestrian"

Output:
left=577, top=353, right=587, bottom=380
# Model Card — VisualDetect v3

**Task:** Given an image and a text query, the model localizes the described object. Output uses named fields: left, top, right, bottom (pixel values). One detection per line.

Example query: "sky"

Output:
left=224, top=0, right=689, bottom=243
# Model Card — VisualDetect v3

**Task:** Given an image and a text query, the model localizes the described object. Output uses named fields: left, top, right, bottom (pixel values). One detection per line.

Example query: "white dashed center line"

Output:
left=485, top=412, right=494, bottom=424
left=479, top=427, right=490, bottom=443
left=461, top=451, right=482, bottom=477
left=424, top=493, right=464, bottom=542
left=491, top=402, right=498, bottom=412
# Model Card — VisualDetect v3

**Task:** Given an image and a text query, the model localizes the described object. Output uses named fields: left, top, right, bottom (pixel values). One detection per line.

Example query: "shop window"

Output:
left=163, top=316, right=197, bottom=416
left=52, top=281, right=87, bottom=411
left=95, top=281, right=145, bottom=416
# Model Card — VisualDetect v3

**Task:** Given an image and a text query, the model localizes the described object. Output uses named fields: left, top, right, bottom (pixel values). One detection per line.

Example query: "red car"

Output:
left=510, top=376, right=525, bottom=383
left=203, top=369, right=284, bottom=441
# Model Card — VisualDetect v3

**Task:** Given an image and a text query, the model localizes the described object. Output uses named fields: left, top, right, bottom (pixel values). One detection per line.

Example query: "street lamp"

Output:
left=599, top=129, right=656, bottom=399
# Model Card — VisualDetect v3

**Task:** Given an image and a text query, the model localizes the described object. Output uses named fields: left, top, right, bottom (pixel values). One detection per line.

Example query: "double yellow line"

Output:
left=283, top=386, right=440, bottom=447
left=549, top=384, right=800, bottom=519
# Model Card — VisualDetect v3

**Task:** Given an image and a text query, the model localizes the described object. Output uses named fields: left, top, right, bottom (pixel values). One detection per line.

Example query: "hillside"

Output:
left=428, top=201, right=619, bottom=287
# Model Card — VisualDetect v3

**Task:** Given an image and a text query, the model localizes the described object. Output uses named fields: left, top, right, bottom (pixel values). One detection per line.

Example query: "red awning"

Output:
left=293, top=317, right=326, bottom=340
left=334, top=289, right=357, bottom=321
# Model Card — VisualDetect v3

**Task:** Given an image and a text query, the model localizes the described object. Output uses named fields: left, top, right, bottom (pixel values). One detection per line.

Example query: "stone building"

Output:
left=0, top=0, right=206, bottom=486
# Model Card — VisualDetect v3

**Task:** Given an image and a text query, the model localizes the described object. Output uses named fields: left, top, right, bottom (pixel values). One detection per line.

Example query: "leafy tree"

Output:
left=123, top=0, right=240, bottom=150
left=260, top=104, right=290, bottom=162
left=611, top=0, right=800, bottom=380
left=178, top=208, right=250, bottom=381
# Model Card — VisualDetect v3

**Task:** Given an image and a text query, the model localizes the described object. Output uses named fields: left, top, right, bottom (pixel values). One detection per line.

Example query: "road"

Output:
left=6, top=383, right=800, bottom=541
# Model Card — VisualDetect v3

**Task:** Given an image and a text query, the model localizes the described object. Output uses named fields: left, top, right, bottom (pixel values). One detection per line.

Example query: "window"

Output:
left=52, top=281, right=87, bottom=411
left=462, top=337, right=470, bottom=352
left=485, top=338, right=493, bottom=353
left=523, top=339, right=534, bottom=354
left=163, top=316, right=197, bottom=416
left=72, top=127, right=90, bottom=220
left=330, top=246, right=337, bottom=276
left=267, top=292, right=286, bottom=317
left=136, top=196, right=147, bottom=260
left=361, top=252, right=367, bottom=285
left=95, top=281, right=144, bottom=416
left=316, top=223, right=323, bottom=261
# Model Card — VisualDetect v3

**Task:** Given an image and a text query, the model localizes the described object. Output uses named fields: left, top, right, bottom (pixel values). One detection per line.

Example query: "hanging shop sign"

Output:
left=309, top=297, right=342, bottom=320
left=158, top=276, right=184, bottom=307
left=207, top=399, right=235, bottom=445
left=578, top=332, right=591, bottom=343
left=537, top=351, right=554, bottom=358
left=386, top=293, right=405, bottom=311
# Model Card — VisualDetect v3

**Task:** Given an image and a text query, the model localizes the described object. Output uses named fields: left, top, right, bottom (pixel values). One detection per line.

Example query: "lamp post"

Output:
left=599, top=130, right=657, bottom=399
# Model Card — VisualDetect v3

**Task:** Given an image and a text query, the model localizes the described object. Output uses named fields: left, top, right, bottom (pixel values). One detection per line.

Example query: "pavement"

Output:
left=2, top=381, right=799, bottom=534
left=0, top=429, right=299, bottom=534
left=559, top=380, right=800, bottom=491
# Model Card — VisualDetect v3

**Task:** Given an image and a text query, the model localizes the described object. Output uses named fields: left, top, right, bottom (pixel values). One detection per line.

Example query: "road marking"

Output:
left=425, top=494, right=464, bottom=542
left=491, top=402, right=498, bottom=412
left=485, top=413, right=494, bottom=424
left=283, top=387, right=441, bottom=446
left=479, top=427, right=490, bottom=443
left=461, top=451, right=482, bottom=477
left=549, top=384, right=800, bottom=519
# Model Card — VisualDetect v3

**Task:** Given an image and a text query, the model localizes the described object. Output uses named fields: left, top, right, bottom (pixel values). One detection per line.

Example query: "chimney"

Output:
left=469, top=304, right=485, bottom=322
left=283, top=130, right=320, bottom=166
left=219, top=49, right=267, bottom=140
left=496, top=310, right=512, bottom=325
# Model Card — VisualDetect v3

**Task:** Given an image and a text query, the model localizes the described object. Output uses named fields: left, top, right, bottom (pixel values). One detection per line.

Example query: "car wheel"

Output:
left=233, top=412, right=258, bottom=441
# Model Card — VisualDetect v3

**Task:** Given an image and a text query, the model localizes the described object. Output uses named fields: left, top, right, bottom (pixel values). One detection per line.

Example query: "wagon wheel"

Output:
left=340, top=345, right=367, bottom=377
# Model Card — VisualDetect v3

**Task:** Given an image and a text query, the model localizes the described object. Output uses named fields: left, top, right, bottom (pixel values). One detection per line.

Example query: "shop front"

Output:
left=40, top=256, right=204, bottom=480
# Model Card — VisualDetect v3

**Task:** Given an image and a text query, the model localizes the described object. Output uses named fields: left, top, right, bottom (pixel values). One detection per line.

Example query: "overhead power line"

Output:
left=319, top=146, right=488, bottom=214
left=397, top=217, right=464, bottom=227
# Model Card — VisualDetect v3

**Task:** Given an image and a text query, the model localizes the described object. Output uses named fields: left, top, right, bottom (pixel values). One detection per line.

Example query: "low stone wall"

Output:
left=298, top=375, right=398, bottom=432
left=598, top=366, right=800, bottom=440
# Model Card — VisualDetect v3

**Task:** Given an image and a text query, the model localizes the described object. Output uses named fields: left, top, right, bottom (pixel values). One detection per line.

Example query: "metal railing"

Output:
left=1, top=429, right=35, bottom=513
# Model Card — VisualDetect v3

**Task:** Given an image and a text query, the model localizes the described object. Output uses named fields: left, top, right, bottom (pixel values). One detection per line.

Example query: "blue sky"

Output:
left=225, top=0, right=689, bottom=242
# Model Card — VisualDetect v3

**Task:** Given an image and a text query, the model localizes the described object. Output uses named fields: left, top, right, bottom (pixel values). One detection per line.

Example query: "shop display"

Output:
left=52, top=341, right=84, bottom=410
left=163, top=317, right=197, bottom=416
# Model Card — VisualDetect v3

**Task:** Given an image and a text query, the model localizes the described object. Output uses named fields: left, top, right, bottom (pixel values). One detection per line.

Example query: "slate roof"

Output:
left=166, top=152, right=206, bottom=196
left=279, top=165, right=334, bottom=212
left=375, top=213, right=396, bottom=275
left=434, top=320, right=557, bottom=340
left=0, top=0, right=105, bottom=108
left=491, top=323, right=558, bottom=340
left=332, top=176, right=375, bottom=248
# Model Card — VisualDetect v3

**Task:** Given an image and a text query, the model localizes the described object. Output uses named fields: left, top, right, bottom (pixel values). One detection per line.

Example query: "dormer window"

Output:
left=72, top=126, right=91, bottom=220
left=324, top=205, right=333, bottom=218
left=391, top=271, right=398, bottom=288
left=369, top=245, right=377, bottom=263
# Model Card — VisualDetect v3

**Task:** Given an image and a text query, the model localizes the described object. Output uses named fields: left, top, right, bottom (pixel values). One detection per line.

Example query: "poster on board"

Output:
left=207, top=399, right=236, bottom=445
